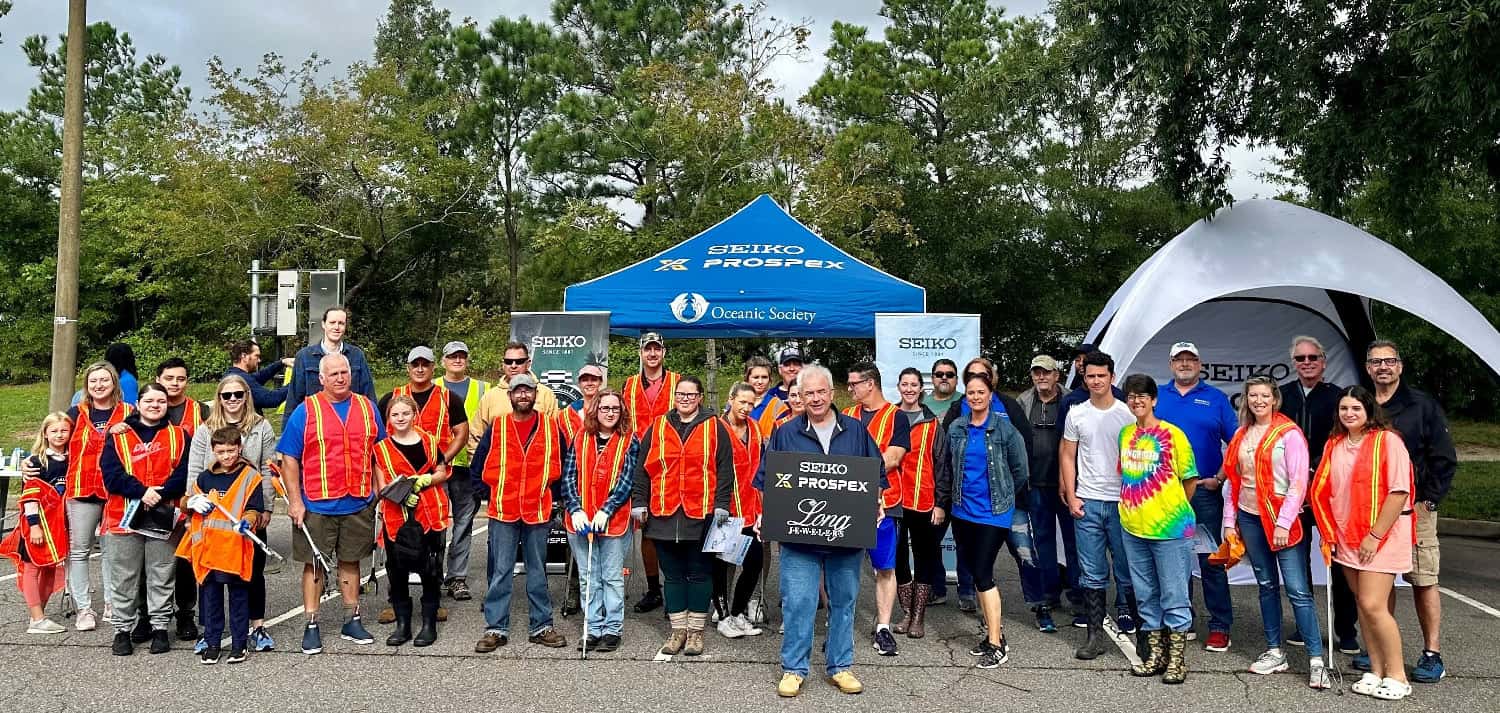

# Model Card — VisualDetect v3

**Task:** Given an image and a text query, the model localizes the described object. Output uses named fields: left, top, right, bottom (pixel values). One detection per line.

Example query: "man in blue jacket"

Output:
left=754, top=364, right=883, bottom=698
left=224, top=339, right=294, bottom=414
left=1153, top=341, right=1237, bottom=653
left=284, top=306, right=378, bottom=425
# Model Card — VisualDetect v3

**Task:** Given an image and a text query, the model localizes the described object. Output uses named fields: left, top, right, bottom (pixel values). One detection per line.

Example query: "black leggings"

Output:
left=654, top=537, right=713, bottom=614
left=952, top=517, right=1008, bottom=594
left=249, top=528, right=267, bottom=620
left=384, top=530, right=445, bottom=608
left=895, top=511, right=947, bottom=586
left=711, top=526, right=765, bottom=615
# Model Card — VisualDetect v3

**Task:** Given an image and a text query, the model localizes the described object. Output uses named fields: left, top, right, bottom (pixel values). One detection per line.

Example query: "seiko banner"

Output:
left=874, top=313, right=981, bottom=403
left=509, top=311, right=610, bottom=409
left=760, top=450, right=883, bottom=550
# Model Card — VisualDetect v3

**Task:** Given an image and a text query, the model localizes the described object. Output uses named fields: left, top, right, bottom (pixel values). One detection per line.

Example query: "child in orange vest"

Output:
left=1, top=412, right=73, bottom=634
left=178, top=426, right=267, bottom=664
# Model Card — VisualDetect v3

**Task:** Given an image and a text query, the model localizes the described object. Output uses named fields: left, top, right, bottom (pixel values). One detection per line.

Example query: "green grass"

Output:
left=1451, top=419, right=1500, bottom=450
left=1444, top=462, right=1500, bottom=522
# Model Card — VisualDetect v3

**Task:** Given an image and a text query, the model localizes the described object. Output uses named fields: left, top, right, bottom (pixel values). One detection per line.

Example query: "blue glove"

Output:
left=236, top=519, right=252, bottom=535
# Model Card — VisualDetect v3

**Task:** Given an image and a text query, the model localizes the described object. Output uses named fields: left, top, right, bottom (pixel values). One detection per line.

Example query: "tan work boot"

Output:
left=683, top=611, right=707, bottom=656
left=777, top=673, right=804, bottom=697
left=660, top=611, right=689, bottom=655
left=827, top=670, right=864, bottom=694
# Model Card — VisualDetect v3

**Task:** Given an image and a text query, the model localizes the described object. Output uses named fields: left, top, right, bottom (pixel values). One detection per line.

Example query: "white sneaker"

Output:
left=28, top=618, right=66, bottom=634
left=1308, top=658, right=1331, bottom=689
left=1250, top=648, right=1289, bottom=675
left=75, top=608, right=97, bottom=631
left=733, top=614, right=763, bottom=637
left=717, top=617, right=745, bottom=639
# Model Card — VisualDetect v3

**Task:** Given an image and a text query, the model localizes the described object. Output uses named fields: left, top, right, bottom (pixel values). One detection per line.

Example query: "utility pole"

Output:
left=48, top=0, right=86, bottom=412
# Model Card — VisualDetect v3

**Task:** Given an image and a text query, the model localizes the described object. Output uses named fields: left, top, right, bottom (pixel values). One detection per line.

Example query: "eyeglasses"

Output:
left=802, top=388, right=830, bottom=399
left=846, top=379, right=867, bottom=390
left=674, top=392, right=701, bottom=400
left=503, top=358, right=528, bottom=366
left=1366, top=357, right=1400, bottom=367
left=596, top=405, right=622, bottom=413
left=932, top=371, right=957, bottom=379
left=1292, top=355, right=1323, bottom=363
left=219, top=391, right=246, bottom=400
left=1125, top=393, right=1153, bottom=402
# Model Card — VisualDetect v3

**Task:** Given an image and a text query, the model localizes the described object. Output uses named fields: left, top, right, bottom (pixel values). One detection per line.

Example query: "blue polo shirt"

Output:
left=1153, top=380, right=1237, bottom=479
left=277, top=396, right=386, bottom=516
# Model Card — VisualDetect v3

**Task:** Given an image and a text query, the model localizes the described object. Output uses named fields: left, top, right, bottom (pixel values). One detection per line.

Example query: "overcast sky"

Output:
left=0, top=0, right=1276, bottom=197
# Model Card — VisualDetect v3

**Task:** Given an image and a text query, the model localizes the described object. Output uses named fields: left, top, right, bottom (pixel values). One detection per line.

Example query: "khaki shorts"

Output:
left=1409, top=505, right=1440, bottom=587
left=294, top=502, right=376, bottom=565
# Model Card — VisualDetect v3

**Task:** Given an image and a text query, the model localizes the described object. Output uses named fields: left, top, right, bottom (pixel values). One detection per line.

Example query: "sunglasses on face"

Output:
left=1292, top=355, right=1323, bottom=363
left=503, top=358, right=528, bottom=366
left=219, top=391, right=246, bottom=400
left=932, top=371, right=957, bottom=379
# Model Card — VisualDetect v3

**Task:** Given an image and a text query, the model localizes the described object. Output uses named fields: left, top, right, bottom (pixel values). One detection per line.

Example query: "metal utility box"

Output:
left=275, top=271, right=300, bottom=337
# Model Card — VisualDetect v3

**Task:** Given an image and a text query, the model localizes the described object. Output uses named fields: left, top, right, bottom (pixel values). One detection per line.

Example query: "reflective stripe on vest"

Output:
left=105, top=424, right=186, bottom=534
left=65, top=402, right=131, bottom=499
left=373, top=432, right=451, bottom=536
left=625, top=372, right=679, bottom=436
left=845, top=404, right=903, bottom=508
left=643, top=416, right=718, bottom=519
left=723, top=417, right=763, bottom=522
left=302, top=393, right=378, bottom=501
left=901, top=419, right=940, bottom=512
left=394, top=382, right=453, bottom=455
left=176, top=465, right=260, bottom=582
left=482, top=414, right=562, bottom=524
left=569, top=431, right=632, bottom=537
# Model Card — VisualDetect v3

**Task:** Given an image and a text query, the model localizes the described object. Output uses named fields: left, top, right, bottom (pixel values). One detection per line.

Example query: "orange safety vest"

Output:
left=754, top=394, right=788, bottom=437
left=559, top=404, right=587, bottom=443
left=641, top=415, right=720, bottom=519
left=480, top=413, right=563, bottom=524
left=844, top=404, right=904, bottom=509
left=723, top=417, right=763, bottom=522
left=900, top=418, right=941, bottom=512
left=175, top=399, right=206, bottom=439
left=373, top=432, right=452, bottom=538
left=774, top=411, right=796, bottom=430
left=566, top=431, right=633, bottom=537
left=65, top=402, right=132, bottom=500
left=104, top=424, right=187, bottom=534
left=0, top=475, right=70, bottom=569
left=174, top=464, right=261, bottom=582
left=623, top=371, right=679, bottom=436
left=1224, top=413, right=1306, bottom=550
left=1310, top=429, right=1416, bottom=563
left=300, top=392, right=379, bottom=502
left=393, top=382, right=454, bottom=455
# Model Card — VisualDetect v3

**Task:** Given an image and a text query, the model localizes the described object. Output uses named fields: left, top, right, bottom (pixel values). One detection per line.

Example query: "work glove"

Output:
left=405, top=492, right=421, bottom=508
left=590, top=511, right=609, bottom=533
left=236, top=519, right=252, bottom=535
left=413, top=474, right=434, bottom=491
left=186, top=493, right=214, bottom=515
left=631, top=506, right=648, bottom=526
left=571, top=511, right=591, bottom=533
left=713, top=508, right=730, bottom=527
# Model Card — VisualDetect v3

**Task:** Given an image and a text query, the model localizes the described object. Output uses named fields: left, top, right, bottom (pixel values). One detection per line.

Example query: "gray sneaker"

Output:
left=1308, top=657, right=1331, bottom=689
left=1249, top=648, right=1289, bottom=675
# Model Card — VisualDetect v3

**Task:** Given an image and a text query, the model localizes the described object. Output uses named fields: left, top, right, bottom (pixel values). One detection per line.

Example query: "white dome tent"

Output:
left=1085, top=199, right=1500, bottom=400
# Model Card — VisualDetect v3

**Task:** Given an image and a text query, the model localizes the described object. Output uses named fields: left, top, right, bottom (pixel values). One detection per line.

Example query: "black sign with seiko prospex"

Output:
left=761, top=450, right=882, bottom=550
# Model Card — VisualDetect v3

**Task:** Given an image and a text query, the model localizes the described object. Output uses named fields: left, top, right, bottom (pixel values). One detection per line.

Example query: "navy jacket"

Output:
left=285, top=341, right=378, bottom=423
left=226, top=362, right=289, bottom=414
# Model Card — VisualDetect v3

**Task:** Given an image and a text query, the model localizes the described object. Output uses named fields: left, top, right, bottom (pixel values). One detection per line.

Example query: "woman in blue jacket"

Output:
left=937, top=373, right=1031, bottom=670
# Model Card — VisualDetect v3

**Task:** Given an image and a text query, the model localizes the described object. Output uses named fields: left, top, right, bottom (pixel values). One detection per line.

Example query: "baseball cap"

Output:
left=639, top=332, right=664, bottom=348
left=1030, top=355, right=1061, bottom=372
left=778, top=346, right=804, bottom=365
left=579, top=364, right=605, bottom=380
left=406, top=346, right=435, bottom=364
left=1072, top=342, right=1097, bottom=358
left=442, top=341, right=469, bottom=357
left=508, top=373, right=538, bottom=390
left=1170, top=341, right=1200, bottom=358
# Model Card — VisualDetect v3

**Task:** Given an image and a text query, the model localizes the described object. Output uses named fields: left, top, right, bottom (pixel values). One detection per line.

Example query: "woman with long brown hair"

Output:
left=561, top=389, right=638, bottom=653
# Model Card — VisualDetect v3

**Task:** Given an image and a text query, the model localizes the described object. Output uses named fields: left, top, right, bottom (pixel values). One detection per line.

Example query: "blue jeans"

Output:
left=1190, top=489, right=1233, bottom=633
left=1033, top=486, right=1082, bottom=606
left=568, top=530, right=629, bottom=637
left=1122, top=531, right=1194, bottom=632
left=780, top=545, right=861, bottom=678
left=1074, top=499, right=1133, bottom=607
left=1236, top=510, right=1323, bottom=656
left=482, top=520, right=553, bottom=636
left=1004, top=508, right=1046, bottom=606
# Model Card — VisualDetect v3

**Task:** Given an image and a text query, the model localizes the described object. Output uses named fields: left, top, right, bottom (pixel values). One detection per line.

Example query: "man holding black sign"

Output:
left=754, top=365, right=885, bottom=697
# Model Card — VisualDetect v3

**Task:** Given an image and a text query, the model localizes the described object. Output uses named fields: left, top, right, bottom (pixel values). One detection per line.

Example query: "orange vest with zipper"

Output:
left=480, top=414, right=563, bottom=524
left=1223, top=413, right=1306, bottom=550
left=641, top=416, right=719, bottom=519
left=104, top=424, right=187, bottom=534
left=723, top=417, right=763, bottom=522
left=566, top=431, right=633, bottom=537
left=300, top=392, right=379, bottom=501
left=900, top=418, right=941, bottom=512
left=65, top=403, right=131, bottom=500
left=0, top=475, right=70, bottom=568
left=844, top=404, right=904, bottom=509
left=623, top=371, right=679, bottom=436
left=374, top=431, right=452, bottom=538
left=393, top=382, right=454, bottom=455
left=174, top=464, right=260, bottom=582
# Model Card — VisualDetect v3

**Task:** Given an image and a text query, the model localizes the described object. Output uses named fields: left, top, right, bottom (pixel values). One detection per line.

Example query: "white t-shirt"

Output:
left=1063, top=398, right=1135, bottom=502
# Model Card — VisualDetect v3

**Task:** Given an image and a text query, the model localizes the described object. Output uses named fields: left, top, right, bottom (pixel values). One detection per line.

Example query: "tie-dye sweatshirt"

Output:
left=1117, top=420, right=1199, bottom=540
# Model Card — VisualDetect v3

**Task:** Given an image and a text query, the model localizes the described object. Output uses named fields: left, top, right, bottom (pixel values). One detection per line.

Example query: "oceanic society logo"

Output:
left=669, top=292, right=710, bottom=324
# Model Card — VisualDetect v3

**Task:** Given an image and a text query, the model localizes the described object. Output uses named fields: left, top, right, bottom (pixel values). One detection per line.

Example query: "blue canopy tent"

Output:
left=564, top=194, right=926, bottom=337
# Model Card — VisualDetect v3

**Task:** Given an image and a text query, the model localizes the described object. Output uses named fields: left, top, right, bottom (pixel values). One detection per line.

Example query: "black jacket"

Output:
left=1381, top=383, right=1458, bottom=506
left=1279, top=380, right=1343, bottom=467
left=631, top=410, right=735, bottom=542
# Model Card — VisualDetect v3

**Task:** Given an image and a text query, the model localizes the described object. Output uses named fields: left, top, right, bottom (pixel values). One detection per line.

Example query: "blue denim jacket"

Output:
left=942, top=410, right=1029, bottom=515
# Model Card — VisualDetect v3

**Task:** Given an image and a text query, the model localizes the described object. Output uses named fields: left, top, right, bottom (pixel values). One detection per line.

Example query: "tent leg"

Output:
left=706, top=338, right=719, bottom=412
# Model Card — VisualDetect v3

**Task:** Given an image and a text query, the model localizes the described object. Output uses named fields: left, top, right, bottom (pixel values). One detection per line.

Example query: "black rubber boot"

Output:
left=1074, top=589, right=1108, bottom=660
left=413, top=601, right=438, bottom=647
left=386, top=601, right=412, bottom=646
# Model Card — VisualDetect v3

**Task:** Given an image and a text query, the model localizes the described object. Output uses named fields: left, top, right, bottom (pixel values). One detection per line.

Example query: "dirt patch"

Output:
left=1459, top=445, right=1500, bottom=462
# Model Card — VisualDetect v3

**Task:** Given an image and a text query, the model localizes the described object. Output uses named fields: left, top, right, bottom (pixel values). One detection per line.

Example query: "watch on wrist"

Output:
left=1423, top=501, right=1437, bottom=512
